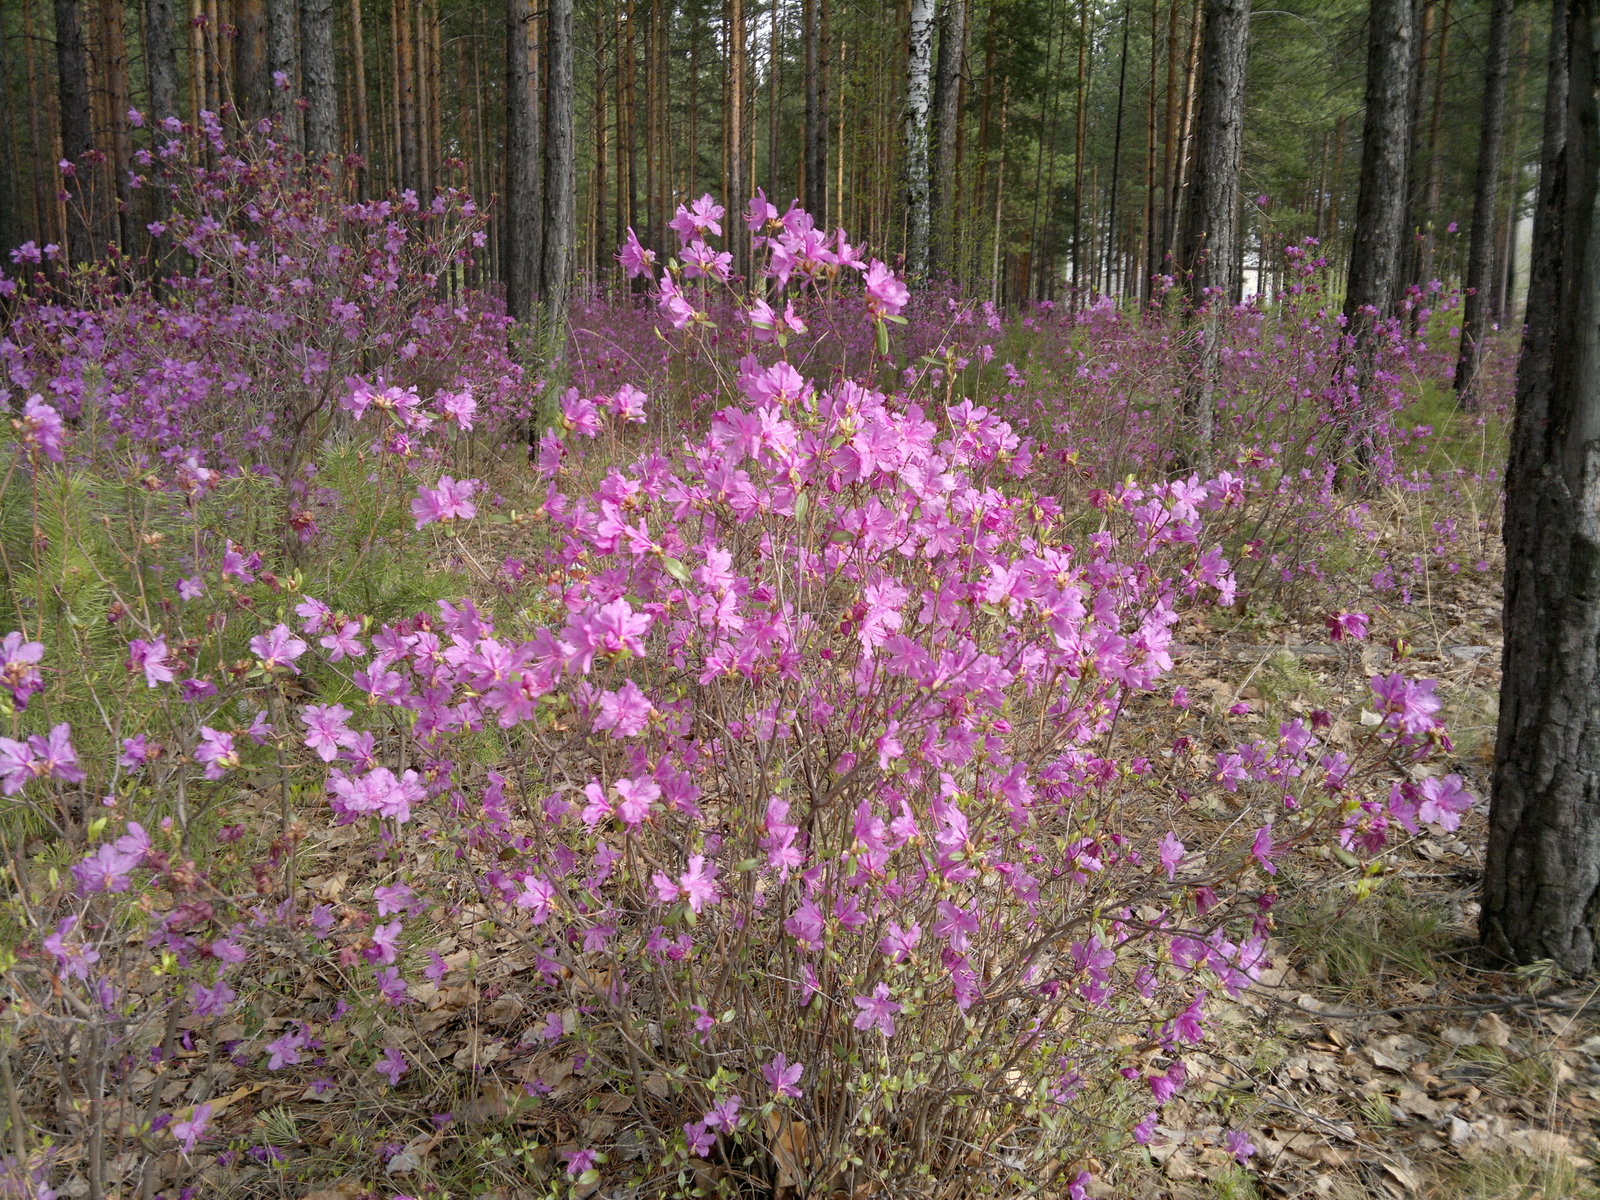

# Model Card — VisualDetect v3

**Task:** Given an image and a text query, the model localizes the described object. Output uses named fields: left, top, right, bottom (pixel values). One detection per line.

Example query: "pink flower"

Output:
left=1158, top=831, right=1185, bottom=881
left=1326, top=610, right=1369, bottom=642
left=863, top=259, right=909, bottom=318
left=107, top=625, right=151, bottom=684
left=0, top=632, right=44, bottom=709
left=20, top=395, right=65, bottom=462
left=250, top=624, right=308, bottom=672
left=1251, top=825, right=1278, bottom=875
left=411, top=475, right=479, bottom=529
left=677, top=855, right=720, bottom=913
left=618, top=226, right=657, bottom=278
left=762, top=1053, right=804, bottom=1099
left=1416, top=773, right=1472, bottom=831
left=877, top=920, right=921, bottom=963
left=374, top=1046, right=408, bottom=1086
left=172, top=1102, right=211, bottom=1154
left=194, top=727, right=238, bottom=780
left=1225, top=1129, right=1257, bottom=1164
left=852, top=982, right=901, bottom=1038
left=301, top=703, right=354, bottom=761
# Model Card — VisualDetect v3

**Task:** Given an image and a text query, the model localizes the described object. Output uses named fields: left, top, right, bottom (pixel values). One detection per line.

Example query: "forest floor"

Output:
left=1117, top=553, right=1600, bottom=1200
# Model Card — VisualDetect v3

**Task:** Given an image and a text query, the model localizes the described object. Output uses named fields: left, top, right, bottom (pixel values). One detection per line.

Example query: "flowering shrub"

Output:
left=1, top=111, right=529, bottom=554
left=0, top=193, right=1482, bottom=1199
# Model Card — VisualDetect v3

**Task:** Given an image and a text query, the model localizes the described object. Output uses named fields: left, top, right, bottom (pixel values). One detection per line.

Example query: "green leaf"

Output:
left=662, top=557, right=691, bottom=583
left=875, top=319, right=890, bottom=357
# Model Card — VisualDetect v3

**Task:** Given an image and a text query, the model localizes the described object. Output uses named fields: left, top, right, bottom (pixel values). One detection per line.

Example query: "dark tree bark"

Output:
left=235, top=0, right=271, bottom=123
left=542, top=0, right=575, bottom=334
left=930, top=0, right=967, bottom=276
left=146, top=0, right=183, bottom=124
left=1340, top=0, right=1416, bottom=469
left=0, top=15, right=20, bottom=257
left=1453, top=0, right=1514, bottom=403
left=506, top=0, right=542, bottom=321
left=299, top=0, right=338, bottom=161
left=1177, top=0, right=1250, bottom=468
left=905, top=0, right=935, bottom=278
left=1481, top=0, right=1600, bottom=976
left=1106, top=0, right=1133, bottom=300
left=803, top=0, right=828, bottom=220
left=267, top=0, right=298, bottom=144
left=54, top=0, right=94, bottom=264
left=351, top=0, right=371, bottom=193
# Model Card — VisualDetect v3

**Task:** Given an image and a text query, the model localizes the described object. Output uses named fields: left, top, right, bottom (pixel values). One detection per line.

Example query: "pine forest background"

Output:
left=0, top=0, right=1546, bottom=315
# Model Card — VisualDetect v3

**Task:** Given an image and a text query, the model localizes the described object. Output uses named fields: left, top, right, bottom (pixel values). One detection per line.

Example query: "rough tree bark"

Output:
left=1178, top=0, right=1250, bottom=469
left=54, top=0, right=94, bottom=264
left=930, top=0, right=967, bottom=276
left=299, top=0, right=338, bottom=161
left=542, top=0, right=576, bottom=336
left=146, top=0, right=181, bottom=123
left=905, top=0, right=935, bottom=277
left=267, top=0, right=298, bottom=144
left=1481, top=0, right=1600, bottom=976
left=803, top=0, right=828, bottom=220
left=235, top=0, right=271, bottom=123
left=1453, top=0, right=1514, bottom=403
left=1340, top=0, right=1415, bottom=471
left=506, top=0, right=542, bottom=322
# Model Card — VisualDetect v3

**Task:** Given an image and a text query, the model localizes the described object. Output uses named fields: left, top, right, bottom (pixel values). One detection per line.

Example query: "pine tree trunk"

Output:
left=55, top=0, right=95, bottom=264
left=593, top=1, right=608, bottom=277
left=1072, top=0, right=1090, bottom=300
left=905, top=0, right=935, bottom=277
left=1482, top=0, right=1600, bottom=976
left=98, top=0, right=134, bottom=254
left=803, top=0, right=828, bottom=219
left=1178, top=0, right=1251, bottom=469
left=267, top=0, right=298, bottom=144
left=1453, top=0, right=1513, bottom=403
left=235, top=0, right=271, bottom=123
left=1106, top=0, right=1132, bottom=300
left=543, top=0, right=576, bottom=336
left=506, top=0, right=542, bottom=320
left=726, top=0, right=746, bottom=275
left=300, top=0, right=338, bottom=161
left=930, top=0, right=967, bottom=276
left=351, top=0, right=371, bottom=193
left=1341, top=0, right=1416, bottom=471
left=1417, top=0, right=1453, bottom=295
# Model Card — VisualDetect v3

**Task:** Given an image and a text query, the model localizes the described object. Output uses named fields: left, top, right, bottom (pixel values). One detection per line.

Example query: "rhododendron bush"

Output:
left=0, top=146, right=1482, bottom=1200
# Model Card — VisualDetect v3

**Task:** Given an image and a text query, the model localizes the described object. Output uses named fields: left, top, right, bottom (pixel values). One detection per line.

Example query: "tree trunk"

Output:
left=235, top=0, right=271, bottom=123
left=506, top=0, right=542, bottom=320
left=1417, top=0, right=1453, bottom=296
left=1168, top=0, right=1203, bottom=276
left=98, top=0, right=134, bottom=254
left=1106, top=0, right=1132, bottom=300
left=1493, top=14, right=1532, bottom=318
left=351, top=0, right=371, bottom=193
left=1453, top=0, right=1513, bottom=403
left=594, top=1, right=608, bottom=278
left=543, top=0, right=575, bottom=337
left=1482, top=0, right=1600, bottom=976
left=803, top=0, right=828, bottom=219
left=930, top=0, right=967, bottom=275
left=725, top=0, right=746, bottom=275
left=1341, top=0, right=1416, bottom=470
left=55, top=0, right=95, bottom=264
left=1072, top=0, right=1091, bottom=299
left=300, top=0, right=338, bottom=161
left=267, top=0, right=298, bottom=143
left=1178, top=0, right=1251, bottom=468
left=905, top=0, right=935, bottom=277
